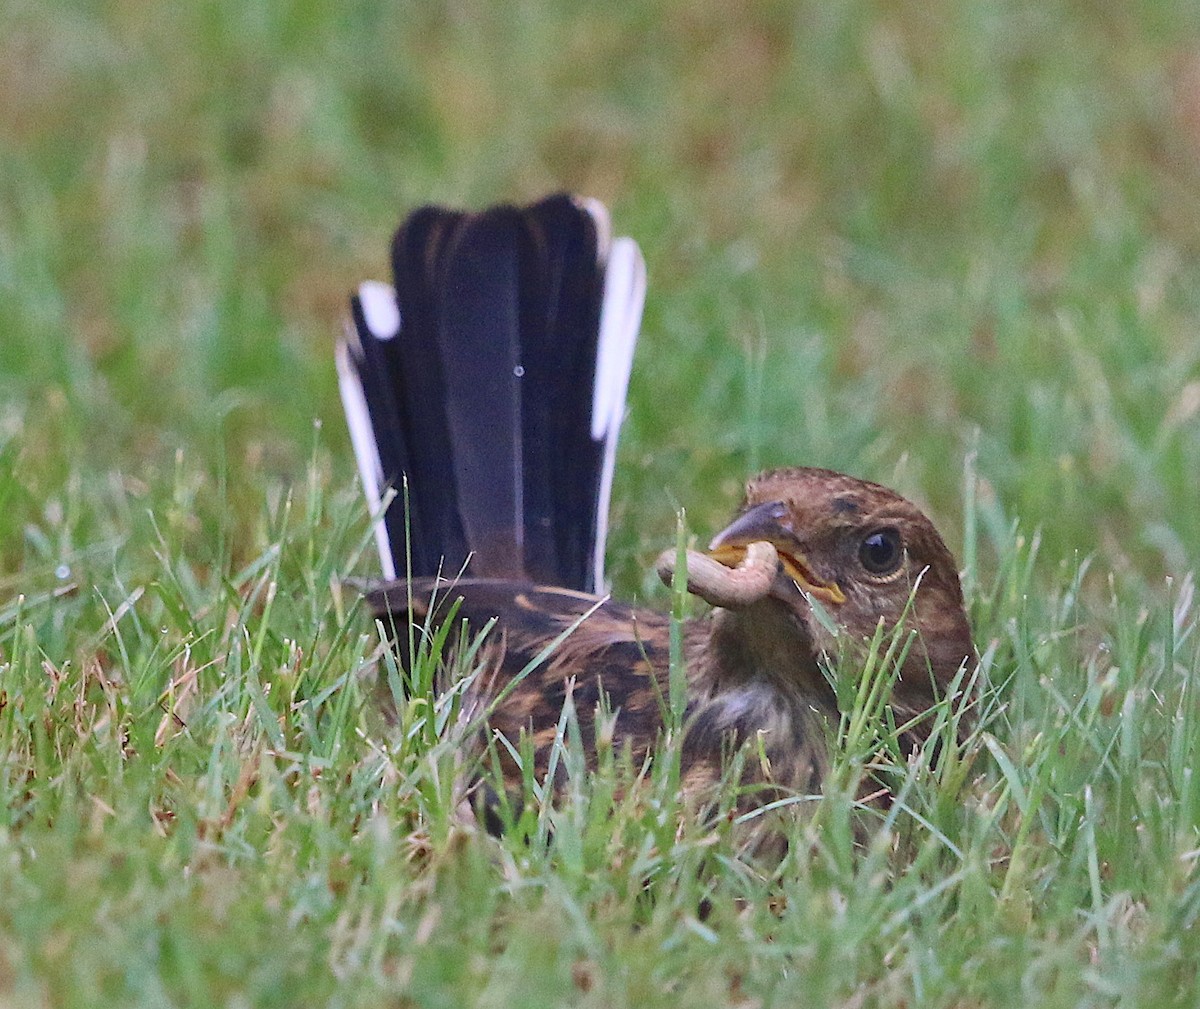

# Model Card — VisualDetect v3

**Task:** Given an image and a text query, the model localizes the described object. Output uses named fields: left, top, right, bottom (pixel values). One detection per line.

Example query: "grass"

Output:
left=4, top=0, right=1200, bottom=1005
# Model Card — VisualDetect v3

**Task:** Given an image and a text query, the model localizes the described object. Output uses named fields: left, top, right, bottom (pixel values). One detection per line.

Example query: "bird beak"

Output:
left=707, top=501, right=846, bottom=606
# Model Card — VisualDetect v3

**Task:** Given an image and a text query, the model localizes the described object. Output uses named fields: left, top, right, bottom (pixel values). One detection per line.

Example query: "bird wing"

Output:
left=366, top=576, right=674, bottom=772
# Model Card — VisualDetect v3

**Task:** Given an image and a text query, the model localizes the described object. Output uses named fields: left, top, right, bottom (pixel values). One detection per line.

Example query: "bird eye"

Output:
left=858, top=528, right=904, bottom=577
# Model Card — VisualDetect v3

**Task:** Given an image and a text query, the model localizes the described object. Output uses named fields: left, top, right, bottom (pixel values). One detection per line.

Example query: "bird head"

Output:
left=702, top=467, right=976, bottom=724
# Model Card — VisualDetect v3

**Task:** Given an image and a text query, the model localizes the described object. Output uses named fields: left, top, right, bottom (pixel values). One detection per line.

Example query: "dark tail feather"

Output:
left=336, top=194, right=645, bottom=592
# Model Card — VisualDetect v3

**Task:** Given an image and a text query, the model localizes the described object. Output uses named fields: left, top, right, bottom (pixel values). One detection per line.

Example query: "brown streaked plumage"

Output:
left=337, top=197, right=976, bottom=841
left=366, top=466, right=976, bottom=822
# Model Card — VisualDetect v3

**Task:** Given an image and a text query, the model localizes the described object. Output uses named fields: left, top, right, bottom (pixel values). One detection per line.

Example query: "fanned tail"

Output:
left=336, top=194, right=645, bottom=593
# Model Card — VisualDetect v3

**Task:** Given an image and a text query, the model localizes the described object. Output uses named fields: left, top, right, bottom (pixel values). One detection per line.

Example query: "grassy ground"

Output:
left=4, top=0, right=1200, bottom=1005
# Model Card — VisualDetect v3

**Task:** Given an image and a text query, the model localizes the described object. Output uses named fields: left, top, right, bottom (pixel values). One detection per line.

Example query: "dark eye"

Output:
left=858, top=528, right=904, bottom=576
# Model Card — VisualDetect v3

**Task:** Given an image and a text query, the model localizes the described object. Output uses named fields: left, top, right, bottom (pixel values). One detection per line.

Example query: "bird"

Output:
left=336, top=194, right=976, bottom=834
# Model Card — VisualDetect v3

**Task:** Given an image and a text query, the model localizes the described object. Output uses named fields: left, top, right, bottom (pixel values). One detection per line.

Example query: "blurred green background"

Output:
left=5, top=3, right=1200, bottom=1005
left=5, top=0, right=1200, bottom=599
